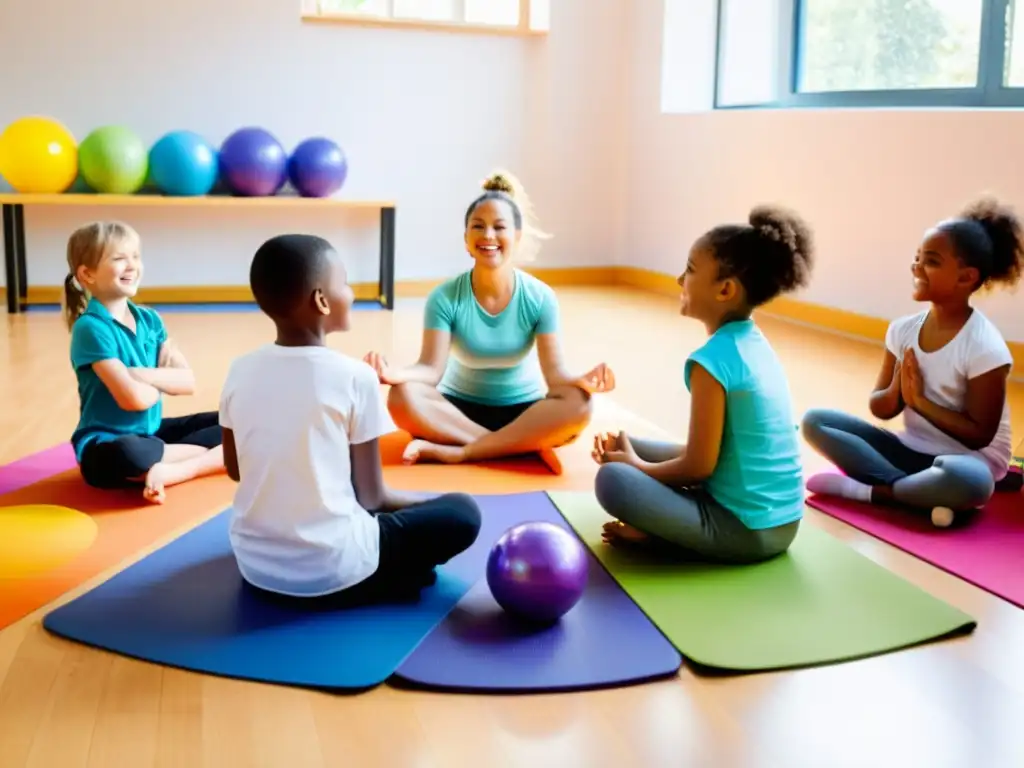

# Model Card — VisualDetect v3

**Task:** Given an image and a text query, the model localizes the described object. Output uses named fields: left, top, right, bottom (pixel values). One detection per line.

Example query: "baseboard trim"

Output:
left=0, top=267, right=618, bottom=306
left=609, top=266, right=1024, bottom=377
left=3, top=265, right=1020, bottom=374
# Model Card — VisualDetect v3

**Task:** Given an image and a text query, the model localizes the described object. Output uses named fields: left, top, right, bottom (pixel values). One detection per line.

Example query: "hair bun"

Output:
left=481, top=172, right=516, bottom=196
left=959, top=195, right=1024, bottom=289
left=746, top=204, right=815, bottom=293
left=749, top=207, right=794, bottom=251
left=749, top=205, right=813, bottom=263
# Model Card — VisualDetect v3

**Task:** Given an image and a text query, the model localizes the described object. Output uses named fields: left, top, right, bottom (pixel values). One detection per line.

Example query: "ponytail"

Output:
left=62, top=273, right=88, bottom=330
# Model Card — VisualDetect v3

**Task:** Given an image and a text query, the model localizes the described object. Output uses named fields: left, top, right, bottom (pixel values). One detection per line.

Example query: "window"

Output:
left=1007, top=0, right=1024, bottom=84
left=799, top=0, right=983, bottom=92
left=303, top=0, right=549, bottom=35
left=707, top=0, right=1024, bottom=109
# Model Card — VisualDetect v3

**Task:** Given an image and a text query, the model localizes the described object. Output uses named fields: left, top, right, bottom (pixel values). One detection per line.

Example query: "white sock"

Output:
left=807, top=472, right=873, bottom=502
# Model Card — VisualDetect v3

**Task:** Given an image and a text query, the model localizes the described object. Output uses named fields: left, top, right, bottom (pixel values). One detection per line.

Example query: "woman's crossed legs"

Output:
left=386, top=383, right=592, bottom=472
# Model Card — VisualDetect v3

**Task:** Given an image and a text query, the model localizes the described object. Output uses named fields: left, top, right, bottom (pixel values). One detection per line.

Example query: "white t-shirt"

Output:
left=885, top=309, right=1013, bottom=480
left=218, top=344, right=396, bottom=597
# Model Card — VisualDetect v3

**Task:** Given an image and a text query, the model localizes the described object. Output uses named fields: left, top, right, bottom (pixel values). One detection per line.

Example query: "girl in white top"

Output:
left=802, top=197, right=1021, bottom=527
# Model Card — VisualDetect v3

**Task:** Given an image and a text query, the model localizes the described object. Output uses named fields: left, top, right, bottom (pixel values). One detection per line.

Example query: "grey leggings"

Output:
left=594, top=438, right=800, bottom=564
left=801, top=408, right=995, bottom=511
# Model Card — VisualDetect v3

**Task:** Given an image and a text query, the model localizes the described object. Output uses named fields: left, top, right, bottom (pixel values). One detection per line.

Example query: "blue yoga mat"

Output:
left=393, top=492, right=682, bottom=692
left=42, top=506, right=483, bottom=691
left=42, top=493, right=681, bottom=693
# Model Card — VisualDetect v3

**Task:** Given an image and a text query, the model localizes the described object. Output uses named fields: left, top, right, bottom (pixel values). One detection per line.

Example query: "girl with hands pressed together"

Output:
left=803, top=197, right=1021, bottom=528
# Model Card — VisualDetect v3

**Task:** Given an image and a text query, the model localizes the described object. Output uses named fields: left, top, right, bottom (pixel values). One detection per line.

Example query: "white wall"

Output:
left=627, top=1, right=1024, bottom=342
left=0, top=0, right=629, bottom=288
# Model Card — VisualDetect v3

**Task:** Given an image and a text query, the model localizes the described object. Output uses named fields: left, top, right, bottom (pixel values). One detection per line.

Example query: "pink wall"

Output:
left=627, top=1, right=1024, bottom=342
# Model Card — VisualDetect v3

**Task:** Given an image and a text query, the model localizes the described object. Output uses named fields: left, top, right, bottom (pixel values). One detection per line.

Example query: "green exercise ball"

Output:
left=78, top=125, right=149, bottom=194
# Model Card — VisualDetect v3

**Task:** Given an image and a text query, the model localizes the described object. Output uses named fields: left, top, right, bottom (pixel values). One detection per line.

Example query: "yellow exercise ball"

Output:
left=0, top=116, right=79, bottom=194
left=0, top=504, right=98, bottom=580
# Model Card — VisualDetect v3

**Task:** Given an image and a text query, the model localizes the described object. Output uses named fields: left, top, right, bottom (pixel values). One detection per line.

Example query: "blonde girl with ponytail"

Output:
left=364, top=169, right=615, bottom=473
left=64, top=221, right=224, bottom=503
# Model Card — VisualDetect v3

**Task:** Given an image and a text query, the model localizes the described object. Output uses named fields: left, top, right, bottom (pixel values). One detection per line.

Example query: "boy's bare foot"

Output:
left=143, top=463, right=169, bottom=504
left=601, top=520, right=649, bottom=547
left=402, top=440, right=466, bottom=466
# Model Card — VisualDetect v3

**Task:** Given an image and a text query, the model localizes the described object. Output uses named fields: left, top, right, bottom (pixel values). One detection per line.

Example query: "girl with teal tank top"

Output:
left=591, top=206, right=814, bottom=563
left=363, top=170, right=616, bottom=472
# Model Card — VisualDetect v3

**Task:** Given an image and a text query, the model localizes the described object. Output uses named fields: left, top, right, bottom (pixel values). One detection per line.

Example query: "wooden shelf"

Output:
left=1, top=195, right=398, bottom=314
left=0, top=193, right=394, bottom=209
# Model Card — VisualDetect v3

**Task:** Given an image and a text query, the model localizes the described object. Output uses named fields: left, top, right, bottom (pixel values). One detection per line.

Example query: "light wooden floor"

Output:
left=1, top=286, right=1022, bottom=768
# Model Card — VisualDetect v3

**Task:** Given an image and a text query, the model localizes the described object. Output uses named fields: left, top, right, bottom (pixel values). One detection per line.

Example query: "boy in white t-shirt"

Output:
left=219, top=234, right=481, bottom=605
left=802, top=197, right=1022, bottom=527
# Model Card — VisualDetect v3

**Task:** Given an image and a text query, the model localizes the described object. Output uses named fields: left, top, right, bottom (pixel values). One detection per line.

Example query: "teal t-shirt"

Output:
left=684, top=319, right=804, bottom=530
left=424, top=269, right=559, bottom=406
left=69, top=299, right=168, bottom=460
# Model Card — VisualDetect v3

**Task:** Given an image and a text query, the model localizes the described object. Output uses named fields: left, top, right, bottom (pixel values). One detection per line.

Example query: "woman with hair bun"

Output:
left=364, top=170, right=614, bottom=472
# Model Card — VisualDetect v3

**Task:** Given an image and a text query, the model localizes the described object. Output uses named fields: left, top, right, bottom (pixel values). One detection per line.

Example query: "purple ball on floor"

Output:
left=486, top=521, right=589, bottom=624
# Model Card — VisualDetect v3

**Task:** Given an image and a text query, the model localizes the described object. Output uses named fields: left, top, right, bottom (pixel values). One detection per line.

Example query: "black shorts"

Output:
left=78, top=411, right=222, bottom=489
left=244, top=492, right=482, bottom=608
left=442, top=393, right=541, bottom=432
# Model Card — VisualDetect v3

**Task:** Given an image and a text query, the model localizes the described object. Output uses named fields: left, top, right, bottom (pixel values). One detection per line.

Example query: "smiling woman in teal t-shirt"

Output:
left=363, top=171, right=615, bottom=471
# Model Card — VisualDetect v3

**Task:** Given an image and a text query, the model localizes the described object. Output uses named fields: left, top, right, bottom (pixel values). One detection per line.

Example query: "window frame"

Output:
left=713, top=0, right=1024, bottom=109
left=301, top=0, right=547, bottom=37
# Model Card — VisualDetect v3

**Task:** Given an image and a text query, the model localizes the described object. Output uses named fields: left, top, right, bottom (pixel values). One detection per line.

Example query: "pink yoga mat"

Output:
left=807, top=486, right=1024, bottom=609
left=0, top=444, right=78, bottom=496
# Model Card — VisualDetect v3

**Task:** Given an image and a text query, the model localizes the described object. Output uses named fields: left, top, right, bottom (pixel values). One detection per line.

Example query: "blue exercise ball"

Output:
left=288, top=137, right=348, bottom=198
left=148, top=130, right=218, bottom=196
left=219, top=127, right=287, bottom=197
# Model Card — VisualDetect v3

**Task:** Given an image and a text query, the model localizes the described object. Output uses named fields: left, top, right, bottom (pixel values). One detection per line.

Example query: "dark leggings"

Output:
left=595, top=437, right=800, bottom=563
left=248, top=492, right=483, bottom=608
left=79, top=411, right=222, bottom=489
left=801, top=408, right=996, bottom=511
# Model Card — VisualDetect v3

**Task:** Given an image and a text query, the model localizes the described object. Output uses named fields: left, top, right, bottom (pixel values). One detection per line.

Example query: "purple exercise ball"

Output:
left=288, top=137, right=348, bottom=198
left=486, top=521, right=589, bottom=624
left=218, top=127, right=287, bottom=197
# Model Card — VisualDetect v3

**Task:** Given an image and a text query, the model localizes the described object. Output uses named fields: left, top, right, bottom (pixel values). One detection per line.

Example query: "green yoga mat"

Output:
left=548, top=491, right=976, bottom=673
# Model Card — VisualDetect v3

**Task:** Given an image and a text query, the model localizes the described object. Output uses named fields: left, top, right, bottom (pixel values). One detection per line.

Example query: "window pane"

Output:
left=799, top=0, right=983, bottom=92
left=716, top=0, right=782, bottom=107
left=465, top=0, right=519, bottom=26
left=1006, top=0, right=1024, bottom=85
left=393, top=0, right=457, bottom=21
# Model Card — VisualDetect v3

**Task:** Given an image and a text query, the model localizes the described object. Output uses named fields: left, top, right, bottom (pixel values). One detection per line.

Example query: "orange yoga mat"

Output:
left=378, top=398, right=664, bottom=494
left=0, top=470, right=237, bottom=630
left=0, top=399, right=661, bottom=631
